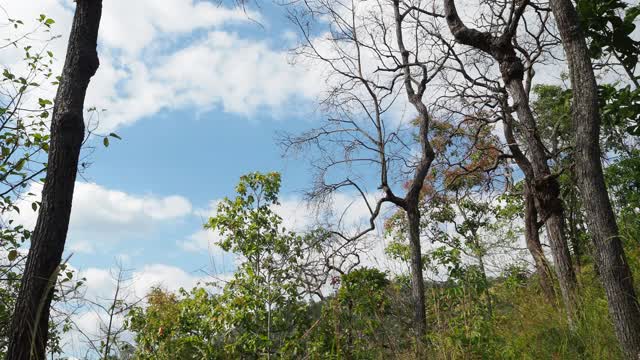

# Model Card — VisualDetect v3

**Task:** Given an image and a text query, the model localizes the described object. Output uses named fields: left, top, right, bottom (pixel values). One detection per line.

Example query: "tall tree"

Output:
left=285, top=0, right=448, bottom=343
left=0, top=12, right=59, bottom=357
left=7, top=1, right=103, bottom=359
left=442, top=0, right=578, bottom=320
left=548, top=0, right=640, bottom=357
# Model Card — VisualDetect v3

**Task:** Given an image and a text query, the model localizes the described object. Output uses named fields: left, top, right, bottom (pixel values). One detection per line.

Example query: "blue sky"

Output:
left=2, top=0, right=385, bottom=322
left=3, top=0, right=535, bottom=306
left=75, top=106, right=322, bottom=272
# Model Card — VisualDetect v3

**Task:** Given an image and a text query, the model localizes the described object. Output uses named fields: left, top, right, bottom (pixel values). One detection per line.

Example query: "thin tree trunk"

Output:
left=524, top=182, right=556, bottom=302
left=476, top=252, right=493, bottom=318
left=566, top=180, right=583, bottom=273
left=548, top=0, right=640, bottom=357
left=392, top=0, right=434, bottom=344
left=7, top=2, right=102, bottom=359
left=406, top=206, right=427, bottom=340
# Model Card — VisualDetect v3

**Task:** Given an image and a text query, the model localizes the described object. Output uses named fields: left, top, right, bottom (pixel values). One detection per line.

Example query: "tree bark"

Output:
left=7, top=1, right=102, bottom=359
left=548, top=0, right=640, bottom=357
left=406, top=205, right=427, bottom=340
left=444, top=0, right=578, bottom=320
left=524, top=182, right=556, bottom=303
left=508, top=81, right=578, bottom=318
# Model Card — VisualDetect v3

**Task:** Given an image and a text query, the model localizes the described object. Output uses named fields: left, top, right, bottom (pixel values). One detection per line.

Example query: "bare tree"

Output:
left=548, top=0, right=640, bottom=357
left=284, top=0, right=448, bottom=344
left=401, top=0, right=560, bottom=304
left=7, top=1, right=103, bottom=358
left=73, top=263, right=139, bottom=360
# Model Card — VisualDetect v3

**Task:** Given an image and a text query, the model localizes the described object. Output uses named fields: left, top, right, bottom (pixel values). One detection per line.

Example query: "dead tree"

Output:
left=419, top=2, right=558, bottom=304
left=73, top=263, right=139, bottom=360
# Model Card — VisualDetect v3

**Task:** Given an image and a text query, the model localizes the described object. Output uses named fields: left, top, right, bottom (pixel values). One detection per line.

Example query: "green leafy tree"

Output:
left=307, top=268, right=400, bottom=359
left=577, top=0, right=640, bottom=86
left=205, top=172, right=312, bottom=358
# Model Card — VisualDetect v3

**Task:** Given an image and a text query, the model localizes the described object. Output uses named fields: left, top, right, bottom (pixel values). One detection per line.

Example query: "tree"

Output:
left=442, top=0, right=579, bottom=321
left=284, top=0, right=449, bottom=343
left=548, top=0, right=640, bottom=357
left=205, top=172, right=313, bottom=358
left=72, top=263, right=139, bottom=360
left=0, top=11, right=88, bottom=358
left=7, top=1, right=103, bottom=358
left=516, top=182, right=556, bottom=302
left=309, top=268, right=397, bottom=359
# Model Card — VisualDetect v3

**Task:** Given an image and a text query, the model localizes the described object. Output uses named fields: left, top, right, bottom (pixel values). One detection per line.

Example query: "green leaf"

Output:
left=8, top=250, right=17, bottom=262
left=3, top=69, right=15, bottom=80
left=15, top=159, right=25, bottom=171
left=109, top=132, right=122, bottom=140
left=103, top=137, right=109, bottom=147
left=38, top=98, right=52, bottom=107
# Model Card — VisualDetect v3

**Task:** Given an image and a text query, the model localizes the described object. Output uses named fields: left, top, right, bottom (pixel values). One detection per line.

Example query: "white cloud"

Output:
left=71, top=183, right=192, bottom=228
left=132, top=263, right=205, bottom=295
left=89, top=30, right=322, bottom=131
left=1, top=0, right=323, bottom=133
left=68, top=240, right=95, bottom=254
left=79, top=263, right=206, bottom=305
left=178, top=229, right=215, bottom=252
left=99, top=0, right=259, bottom=56
left=10, top=182, right=193, bottom=244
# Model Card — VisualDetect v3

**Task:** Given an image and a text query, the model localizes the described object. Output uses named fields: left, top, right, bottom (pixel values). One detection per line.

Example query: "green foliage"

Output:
left=577, top=0, right=640, bottom=74
left=532, top=84, right=573, bottom=152
left=129, top=173, right=318, bottom=359
left=123, top=169, right=640, bottom=360
left=207, top=172, right=312, bottom=358
left=128, top=287, right=222, bottom=359
left=605, top=150, right=640, bottom=239
left=600, top=84, right=640, bottom=141
left=307, top=269, right=412, bottom=359
left=576, top=0, right=640, bottom=140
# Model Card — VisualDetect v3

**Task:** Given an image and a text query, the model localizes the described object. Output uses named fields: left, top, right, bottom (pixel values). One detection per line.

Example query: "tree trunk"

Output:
left=443, top=0, right=578, bottom=320
left=507, top=80, right=578, bottom=321
left=548, top=0, right=640, bottom=357
left=392, top=0, right=432, bottom=344
left=476, top=251, right=493, bottom=318
left=524, top=182, right=556, bottom=303
left=7, top=1, right=102, bottom=359
left=406, top=205, right=427, bottom=342
left=566, top=182, right=583, bottom=273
